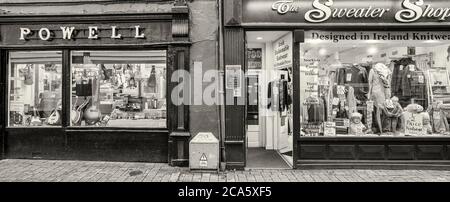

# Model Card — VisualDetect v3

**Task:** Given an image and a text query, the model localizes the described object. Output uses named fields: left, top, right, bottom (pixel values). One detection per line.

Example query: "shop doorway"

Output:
left=245, top=31, right=293, bottom=169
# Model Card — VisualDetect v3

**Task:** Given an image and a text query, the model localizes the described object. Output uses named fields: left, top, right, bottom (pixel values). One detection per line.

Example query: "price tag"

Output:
left=400, top=65, right=404, bottom=71
left=367, top=101, right=374, bottom=112
left=409, top=65, right=415, bottom=72
left=418, top=75, right=424, bottom=84
left=343, top=119, right=350, bottom=127
left=324, top=122, right=336, bottom=136
left=346, top=73, right=352, bottom=82
left=332, top=97, right=339, bottom=106
left=337, top=85, right=345, bottom=95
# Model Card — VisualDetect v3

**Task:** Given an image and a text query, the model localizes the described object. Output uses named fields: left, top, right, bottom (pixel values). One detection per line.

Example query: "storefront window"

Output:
left=8, top=51, right=63, bottom=127
left=300, top=31, right=450, bottom=137
left=70, top=50, right=167, bottom=128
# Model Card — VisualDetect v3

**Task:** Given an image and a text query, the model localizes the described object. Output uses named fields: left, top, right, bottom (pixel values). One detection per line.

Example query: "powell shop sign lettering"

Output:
left=19, top=26, right=146, bottom=41
left=243, top=0, right=450, bottom=24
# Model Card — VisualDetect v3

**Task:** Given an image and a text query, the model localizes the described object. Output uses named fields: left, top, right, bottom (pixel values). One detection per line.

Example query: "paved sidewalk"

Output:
left=0, top=159, right=450, bottom=182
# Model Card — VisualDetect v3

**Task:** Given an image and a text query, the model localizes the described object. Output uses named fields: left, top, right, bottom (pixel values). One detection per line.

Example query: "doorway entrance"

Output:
left=245, top=31, right=294, bottom=169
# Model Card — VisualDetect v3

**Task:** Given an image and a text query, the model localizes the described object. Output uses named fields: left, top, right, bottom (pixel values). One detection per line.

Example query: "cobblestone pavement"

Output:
left=1, top=159, right=450, bottom=182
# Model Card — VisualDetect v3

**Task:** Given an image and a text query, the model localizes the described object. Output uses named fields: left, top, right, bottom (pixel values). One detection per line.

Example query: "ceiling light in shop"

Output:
left=307, top=39, right=323, bottom=44
left=367, top=47, right=378, bottom=55
left=319, top=48, right=327, bottom=56
left=256, top=37, right=263, bottom=40
left=424, top=40, right=440, bottom=43
left=366, top=40, right=381, bottom=44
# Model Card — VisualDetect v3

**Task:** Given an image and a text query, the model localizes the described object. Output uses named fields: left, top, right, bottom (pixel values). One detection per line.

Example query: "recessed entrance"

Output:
left=245, top=31, right=293, bottom=169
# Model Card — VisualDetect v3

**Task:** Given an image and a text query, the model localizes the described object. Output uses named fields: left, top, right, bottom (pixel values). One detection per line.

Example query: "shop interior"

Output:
left=246, top=31, right=293, bottom=168
left=8, top=51, right=63, bottom=127
left=8, top=50, right=167, bottom=128
left=300, top=32, right=450, bottom=137
left=70, top=50, right=167, bottom=128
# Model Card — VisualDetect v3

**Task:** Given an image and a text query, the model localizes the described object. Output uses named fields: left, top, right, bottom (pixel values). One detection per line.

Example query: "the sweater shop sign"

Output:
left=242, top=0, right=450, bottom=24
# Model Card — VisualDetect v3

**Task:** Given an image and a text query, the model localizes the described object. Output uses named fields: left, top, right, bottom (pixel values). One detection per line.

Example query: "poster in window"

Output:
left=247, top=48, right=262, bottom=69
left=226, top=65, right=242, bottom=97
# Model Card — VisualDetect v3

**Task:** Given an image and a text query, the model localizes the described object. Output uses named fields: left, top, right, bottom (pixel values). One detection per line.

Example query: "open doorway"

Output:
left=245, top=31, right=293, bottom=169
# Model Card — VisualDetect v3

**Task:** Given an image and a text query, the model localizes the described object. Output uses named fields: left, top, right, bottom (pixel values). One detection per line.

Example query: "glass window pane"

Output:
left=300, top=31, right=450, bottom=137
left=8, top=51, right=63, bottom=127
left=70, top=50, right=167, bottom=128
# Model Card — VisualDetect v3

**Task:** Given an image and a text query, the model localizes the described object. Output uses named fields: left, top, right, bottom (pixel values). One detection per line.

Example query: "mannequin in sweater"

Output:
left=368, top=63, right=392, bottom=133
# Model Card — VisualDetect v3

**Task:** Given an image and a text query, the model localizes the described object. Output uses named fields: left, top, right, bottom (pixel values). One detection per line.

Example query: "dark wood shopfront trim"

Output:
left=222, top=0, right=450, bottom=170
left=0, top=5, right=191, bottom=165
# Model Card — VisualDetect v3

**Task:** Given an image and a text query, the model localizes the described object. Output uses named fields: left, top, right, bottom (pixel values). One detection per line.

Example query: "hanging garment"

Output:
left=400, top=64, right=428, bottom=108
left=331, top=85, right=357, bottom=119
left=267, top=81, right=280, bottom=111
left=391, top=57, right=415, bottom=96
left=305, top=96, right=325, bottom=123
left=279, top=79, right=292, bottom=112
left=345, top=65, right=369, bottom=103
left=147, top=66, right=157, bottom=93
left=429, top=109, right=450, bottom=133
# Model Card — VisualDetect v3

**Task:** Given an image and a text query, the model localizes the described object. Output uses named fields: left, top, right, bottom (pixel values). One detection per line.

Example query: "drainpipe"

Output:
left=217, top=0, right=227, bottom=171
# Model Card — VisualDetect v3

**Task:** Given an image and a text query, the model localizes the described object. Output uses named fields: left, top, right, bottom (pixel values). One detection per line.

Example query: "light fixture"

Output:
left=307, top=39, right=323, bottom=44
left=367, top=47, right=378, bottom=55
left=319, top=48, right=327, bottom=56
left=256, top=37, right=263, bottom=40
left=366, top=40, right=380, bottom=44
left=424, top=40, right=440, bottom=43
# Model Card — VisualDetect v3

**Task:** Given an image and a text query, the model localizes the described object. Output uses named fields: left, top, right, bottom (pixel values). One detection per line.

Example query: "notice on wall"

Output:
left=273, top=33, right=292, bottom=69
left=226, top=65, right=242, bottom=97
left=247, top=48, right=262, bottom=69
left=404, top=112, right=424, bottom=136
left=10, top=101, right=24, bottom=112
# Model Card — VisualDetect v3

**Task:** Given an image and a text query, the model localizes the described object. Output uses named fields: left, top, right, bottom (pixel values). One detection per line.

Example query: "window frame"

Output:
left=4, top=47, right=170, bottom=131
left=6, top=50, right=64, bottom=129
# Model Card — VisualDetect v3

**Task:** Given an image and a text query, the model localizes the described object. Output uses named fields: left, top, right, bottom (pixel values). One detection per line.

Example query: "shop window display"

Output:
left=8, top=51, right=63, bottom=127
left=300, top=31, right=450, bottom=137
left=70, top=51, right=167, bottom=128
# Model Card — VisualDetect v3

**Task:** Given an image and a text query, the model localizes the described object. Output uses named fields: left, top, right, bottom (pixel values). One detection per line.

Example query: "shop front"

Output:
left=0, top=4, right=191, bottom=165
left=223, top=0, right=450, bottom=169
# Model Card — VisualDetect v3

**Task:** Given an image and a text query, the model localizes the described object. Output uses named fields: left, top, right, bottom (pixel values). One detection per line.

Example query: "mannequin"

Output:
left=349, top=112, right=367, bottom=136
left=368, top=63, right=392, bottom=134
left=428, top=101, right=450, bottom=134
left=380, top=96, right=403, bottom=135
